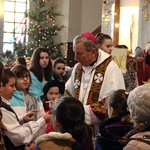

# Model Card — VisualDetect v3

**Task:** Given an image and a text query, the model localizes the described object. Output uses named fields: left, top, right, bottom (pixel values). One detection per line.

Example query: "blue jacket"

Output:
left=29, top=71, right=53, bottom=98
left=29, top=71, right=44, bottom=98
left=9, top=90, right=45, bottom=121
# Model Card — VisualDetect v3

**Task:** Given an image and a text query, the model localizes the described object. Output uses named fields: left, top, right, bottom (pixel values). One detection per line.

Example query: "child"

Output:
left=102, top=89, right=132, bottom=139
left=28, top=47, right=53, bottom=98
left=42, top=80, right=61, bottom=112
left=42, top=80, right=61, bottom=133
left=53, top=58, right=66, bottom=95
left=0, top=61, right=7, bottom=150
left=35, top=96, right=94, bottom=150
left=96, top=89, right=132, bottom=150
left=134, top=47, right=150, bottom=85
left=1, top=69, right=51, bottom=150
left=10, top=64, right=45, bottom=121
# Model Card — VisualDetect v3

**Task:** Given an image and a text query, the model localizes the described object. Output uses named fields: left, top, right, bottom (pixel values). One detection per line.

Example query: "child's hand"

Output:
left=23, top=109, right=39, bottom=123
left=25, top=143, right=36, bottom=150
left=42, top=110, right=52, bottom=123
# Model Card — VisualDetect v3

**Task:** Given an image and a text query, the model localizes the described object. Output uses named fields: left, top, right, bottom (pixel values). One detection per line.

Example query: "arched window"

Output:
left=3, top=0, right=28, bottom=53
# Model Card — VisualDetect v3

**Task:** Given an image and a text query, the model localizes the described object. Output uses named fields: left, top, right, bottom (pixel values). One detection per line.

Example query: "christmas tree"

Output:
left=14, top=0, right=64, bottom=58
left=28, top=0, right=64, bottom=58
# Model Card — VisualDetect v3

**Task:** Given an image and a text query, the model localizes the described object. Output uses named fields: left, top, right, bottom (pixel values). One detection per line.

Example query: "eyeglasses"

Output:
left=17, top=75, right=30, bottom=80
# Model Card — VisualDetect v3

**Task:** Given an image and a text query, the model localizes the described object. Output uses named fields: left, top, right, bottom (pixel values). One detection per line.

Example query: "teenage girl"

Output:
left=96, top=33, right=113, bottom=55
left=35, top=96, right=94, bottom=150
left=96, top=89, right=132, bottom=150
left=134, top=47, right=150, bottom=85
left=28, top=47, right=53, bottom=97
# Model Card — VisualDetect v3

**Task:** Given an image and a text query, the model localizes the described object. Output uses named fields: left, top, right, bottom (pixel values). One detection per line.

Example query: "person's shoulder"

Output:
left=98, top=49, right=110, bottom=60
left=125, top=139, right=150, bottom=150
left=30, top=71, right=35, bottom=77
left=100, top=117, right=121, bottom=128
left=71, top=63, right=81, bottom=74
left=28, top=90, right=41, bottom=101
left=107, top=60, right=120, bottom=70
left=10, top=90, right=24, bottom=103
left=96, top=49, right=111, bottom=65
left=35, top=132, right=75, bottom=150
left=126, top=131, right=150, bottom=150
left=145, top=63, right=150, bottom=69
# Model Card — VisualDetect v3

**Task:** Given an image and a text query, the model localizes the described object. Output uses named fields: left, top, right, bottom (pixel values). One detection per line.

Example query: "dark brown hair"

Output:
left=11, top=64, right=30, bottom=77
left=53, top=58, right=66, bottom=68
left=11, top=64, right=31, bottom=90
left=53, top=96, right=94, bottom=150
left=17, top=57, right=27, bottom=67
left=109, top=89, right=130, bottom=123
left=28, top=47, right=52, bottom=82
left=96, top=33, right=112, bottom=45
left=2, top=69, right=16, bottom=86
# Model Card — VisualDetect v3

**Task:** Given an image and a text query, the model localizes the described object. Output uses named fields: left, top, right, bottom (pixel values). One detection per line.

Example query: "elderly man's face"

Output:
left=73, top=41, right=95, bottom=66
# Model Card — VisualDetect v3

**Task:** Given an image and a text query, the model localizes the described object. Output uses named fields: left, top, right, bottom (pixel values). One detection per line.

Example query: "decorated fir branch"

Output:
left=28, top=0, right=64, bottom=58
left=14, top=0, right=64, bottom=59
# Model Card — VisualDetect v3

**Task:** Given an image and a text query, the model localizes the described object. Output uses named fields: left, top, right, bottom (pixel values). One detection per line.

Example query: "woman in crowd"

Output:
left=124, top=83, right=150, bottom=150
left=96, top=33, right=113, bottom=55
left=96, top=89, right=132, bottom=150
left=28, top=47, right=53, bottom=98
left=134, top=47, right=150, bottom=85
left=35, top=96, right=94, bottom=150
left=114, top=44, right=138, bottom=92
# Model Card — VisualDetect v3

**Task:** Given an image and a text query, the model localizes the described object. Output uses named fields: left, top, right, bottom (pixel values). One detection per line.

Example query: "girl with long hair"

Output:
left=28, top=47, right=53, bottom=98
left=35, top=96, right=94, bottom=150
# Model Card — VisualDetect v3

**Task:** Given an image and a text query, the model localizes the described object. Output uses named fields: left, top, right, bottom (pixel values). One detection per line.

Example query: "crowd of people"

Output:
left=0, top=32, right=150, bottom=150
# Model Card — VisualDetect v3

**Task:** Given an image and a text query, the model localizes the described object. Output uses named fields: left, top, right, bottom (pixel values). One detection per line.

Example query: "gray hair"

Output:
left=73, top=35, right=98, bottom=52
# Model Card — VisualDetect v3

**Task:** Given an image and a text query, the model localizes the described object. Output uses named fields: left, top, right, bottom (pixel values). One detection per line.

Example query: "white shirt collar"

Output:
left=1, top=97, right=10, bottom=105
